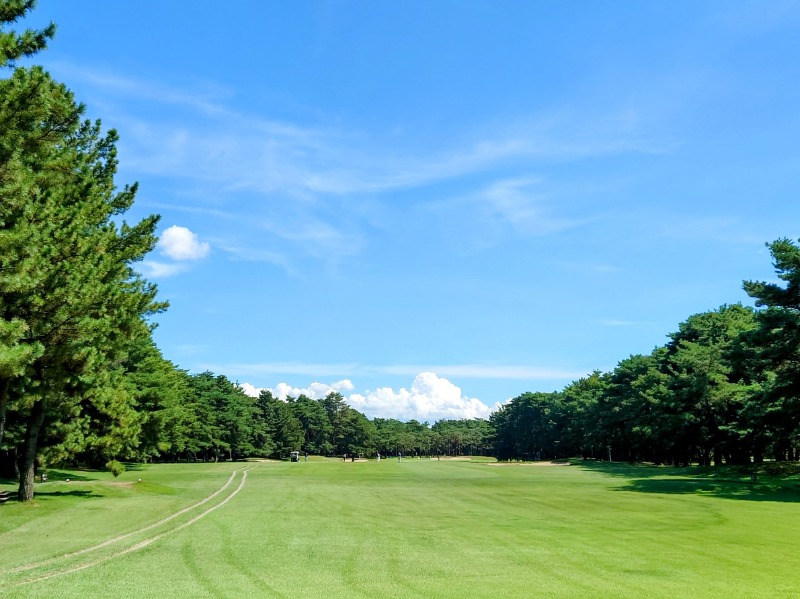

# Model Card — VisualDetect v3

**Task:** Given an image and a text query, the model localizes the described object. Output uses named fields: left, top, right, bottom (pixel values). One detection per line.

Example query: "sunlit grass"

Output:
left=2, top=459, right=799, bottom=598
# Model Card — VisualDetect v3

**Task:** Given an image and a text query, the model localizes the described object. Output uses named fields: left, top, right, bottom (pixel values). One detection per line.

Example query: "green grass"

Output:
left=2, top=459, right=800, bottom=598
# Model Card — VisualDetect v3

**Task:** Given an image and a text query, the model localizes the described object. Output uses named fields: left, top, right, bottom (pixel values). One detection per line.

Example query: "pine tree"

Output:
left=743, top=238, right=800, bottom=460
left=0, top=1, right=165, bottom=500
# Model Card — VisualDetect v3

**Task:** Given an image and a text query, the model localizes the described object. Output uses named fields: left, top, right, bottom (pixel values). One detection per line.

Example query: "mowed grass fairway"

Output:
left=2, top=459, right=799, bottom=598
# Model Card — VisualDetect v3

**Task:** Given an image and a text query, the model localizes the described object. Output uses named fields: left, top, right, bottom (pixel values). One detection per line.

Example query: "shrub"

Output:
left=106, top=460, right=126, bottom=477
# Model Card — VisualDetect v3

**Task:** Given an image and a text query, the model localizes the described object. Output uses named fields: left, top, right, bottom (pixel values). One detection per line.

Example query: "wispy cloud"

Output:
left=63, top=63, right=676, bottom=267
left=204, top=361, right=587, bottom=381
left=60, top=64, right=669, bottom=200
left=48, top=62, right=231, bottom=116
left=479, top=177, right=590, bottom=235
left=259, top=217, right=367, bottom=260
left=138, top=260, right=189, bottom=278
left=142, top=202, right=237, bottom=220
left=216, top=244, right=292, bottom=269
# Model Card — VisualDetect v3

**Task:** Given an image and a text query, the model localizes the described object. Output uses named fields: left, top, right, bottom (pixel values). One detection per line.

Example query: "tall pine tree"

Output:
left=0, top=1, right=165, bottom=500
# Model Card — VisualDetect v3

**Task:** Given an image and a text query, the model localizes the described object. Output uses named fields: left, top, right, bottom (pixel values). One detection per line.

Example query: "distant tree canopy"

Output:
left=491, top=241, right=800, bottom=465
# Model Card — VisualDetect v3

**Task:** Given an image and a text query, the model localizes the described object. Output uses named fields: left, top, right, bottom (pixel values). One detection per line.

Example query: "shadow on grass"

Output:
left=44, top=470, right=96, bottom=482
left=34, top=489, right=101, bottom=500
left=1, top=469, right=96, bottom=486
left=2, top=464, right=145, bottom=487
left=574, top=460, right=694, bottom=478
left=573, top=460, right=800, bottom=503
left=616, top=478, right=800, bottom=503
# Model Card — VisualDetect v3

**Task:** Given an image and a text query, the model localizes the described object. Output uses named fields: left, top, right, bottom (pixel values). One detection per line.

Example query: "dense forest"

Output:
left=492, top=259, right=800, bottom=466
left=3, top=2, right=800, bottom=502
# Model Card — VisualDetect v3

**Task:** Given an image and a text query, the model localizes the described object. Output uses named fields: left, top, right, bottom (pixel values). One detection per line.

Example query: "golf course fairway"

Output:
left=1, top=458, right=798, bottom=598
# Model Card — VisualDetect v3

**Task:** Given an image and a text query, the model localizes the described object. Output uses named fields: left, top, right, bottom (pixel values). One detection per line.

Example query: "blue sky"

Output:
left=21, top=1, right=800, bottom=420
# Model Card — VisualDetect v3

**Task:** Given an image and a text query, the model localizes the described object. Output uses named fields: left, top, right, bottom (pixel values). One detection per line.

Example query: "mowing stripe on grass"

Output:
left=5, top=467, right=243, bottom=575
left=5, top=461, right=800, bottom=597
left=1, top=466, right=255, bottom=589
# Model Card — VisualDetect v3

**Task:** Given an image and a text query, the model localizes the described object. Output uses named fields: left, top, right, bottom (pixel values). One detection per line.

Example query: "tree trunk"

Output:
left=17, top=399, right=45, bottom=502
left=0, top=379, right=9, bottom=448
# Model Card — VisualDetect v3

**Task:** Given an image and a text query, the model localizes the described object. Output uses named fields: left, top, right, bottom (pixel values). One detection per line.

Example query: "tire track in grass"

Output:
left=214, top=510, right=285, bottom=598
left=181, top=539, right=227, bottom=598
left=343, top=540, right=378, bottom=599
left=1, top=466, right=254, bottom=589
left=4, top=467, right=241, bottom=575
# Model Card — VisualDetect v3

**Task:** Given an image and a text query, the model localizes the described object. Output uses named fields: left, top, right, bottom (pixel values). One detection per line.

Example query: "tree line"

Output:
left=128, top=358, right=492, bottom=464
left=2, top=336, right=495, bottom=471
left=110, top=343, right=493, bottom=464
left=4, top=2, right=800, bottom=503
left=493, top=239, right=800, bottom=466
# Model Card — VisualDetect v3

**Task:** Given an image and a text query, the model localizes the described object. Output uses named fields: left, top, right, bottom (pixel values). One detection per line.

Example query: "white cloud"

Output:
left=62, top=65, right=673, bottom=267
left=239, top=373, right=495, bottom=421
left=49, top=62, right=231, bottom=116
left=238, top=382, right=262, bottom=397
left=158, top=225, right=211, bottom=260
left=216, top=244, right=290, bottom=266
left=67, top=63, right=666, bottom=204
left=117, top=109, right=656, bottom=202
left=138, top=260, right=188, bottom=278
left=482, top=177, right=584, bottom=234
left=348, top=373, right=493, bottom=421
left=240, top=379, right=355, bottom=400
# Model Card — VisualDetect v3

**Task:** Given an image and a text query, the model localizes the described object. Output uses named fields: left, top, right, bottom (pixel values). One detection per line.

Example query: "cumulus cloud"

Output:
left=240, top=373, right=494, bottom=421
left=158, top=225, right=210, bottom=260
left=348, top=373, right=493, bottom=421
left=238, top=382, right=263, bottom=397
left=240, top=379, right=355, bottom=400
